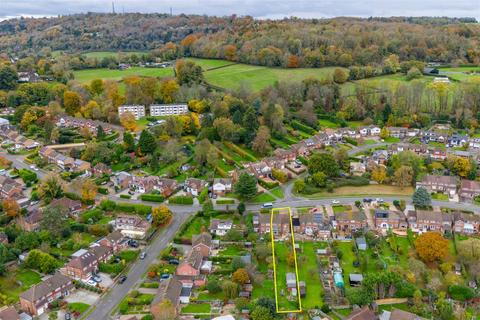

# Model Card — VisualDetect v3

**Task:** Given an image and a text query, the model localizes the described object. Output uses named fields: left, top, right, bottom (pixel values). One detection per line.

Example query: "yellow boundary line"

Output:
left=270, top=207, right=302, bottom=313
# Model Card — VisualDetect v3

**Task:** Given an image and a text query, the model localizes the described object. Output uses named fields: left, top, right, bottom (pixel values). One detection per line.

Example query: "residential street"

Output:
left=85, top=209, right=191, bottom=320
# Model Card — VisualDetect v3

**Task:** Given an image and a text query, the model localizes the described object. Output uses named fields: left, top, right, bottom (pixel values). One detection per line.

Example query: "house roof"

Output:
left=419, top=174, right=458, bottom=186
left=151, top=277, right=182, bottom=307
left=49, top=197, right=82, bottom=211
left=20, top=273, right=71, bottom=302
left=346, top=306, right=377, bottom=320
left=335, top=211, right=367, bottom=222
left=185, top=250, right=203, bottom=270
left=192, top=232, right=212, bottom=248
left=66, top=251, right=97, bottom=270
left=0, top=306, right=19, bottom=320
left=90, top=245, right=111, bottom=260
left=105, top=230, right=124, bottom=243
left=389, top=309, right=426, bottom=320
left=349, top=274, right=364, bottom=282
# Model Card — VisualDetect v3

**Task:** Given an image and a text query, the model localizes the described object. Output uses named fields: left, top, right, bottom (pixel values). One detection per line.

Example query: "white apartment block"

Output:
left=118, top=105, right=146, bottom=120
left=150, top=104, right=188, bottom=117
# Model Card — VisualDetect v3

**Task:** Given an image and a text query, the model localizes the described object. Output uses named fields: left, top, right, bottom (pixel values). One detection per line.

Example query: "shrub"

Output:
left=120, top=194, right=131, bottom=199
left=217, top=199, right=235, bottom=204
left=169, top=195, right=194, bottom=205
left=197, top=187, right=209, bottom=204
left=258, top=179, right=279, bottom=190
left=99, top=199, right=116, bottom=211
left=140, top=194, right=165, bottom=202
left=98, top=187, right=108, bottom=195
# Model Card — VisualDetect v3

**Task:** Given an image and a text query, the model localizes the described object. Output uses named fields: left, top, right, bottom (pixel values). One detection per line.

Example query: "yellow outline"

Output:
left=270, top=207, right=302, bottom=313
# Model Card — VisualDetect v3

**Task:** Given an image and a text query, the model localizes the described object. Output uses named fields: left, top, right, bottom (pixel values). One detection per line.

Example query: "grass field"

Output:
left=181, top=303, right=211, bottom=314
left=0, top=268, right=42, bottom=302
left=73, top=67, right=174, bottom=82
left=438, top=66, right=480, bottom=82
left=187, top=58, right=234, bottom=70
left=191, top=58, right=344, bottom=91
left=252, top=192, right=276, bottom=203
left=82, top=51, right=148, bottom=59
left=302, top=185, right=414, bottom=198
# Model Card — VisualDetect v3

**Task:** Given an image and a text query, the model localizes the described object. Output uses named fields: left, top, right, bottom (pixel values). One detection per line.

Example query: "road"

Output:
left=86, top=209, right=191, bottom=320
left=347, top=142, right=389, bottom=156
left=0, top=152, right=48, bottom=179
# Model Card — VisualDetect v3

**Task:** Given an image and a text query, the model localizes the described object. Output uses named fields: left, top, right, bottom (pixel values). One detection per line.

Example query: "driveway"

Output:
left=98, top=273, right=114, bottom=288
left=65, top=289, right=100, bottom=305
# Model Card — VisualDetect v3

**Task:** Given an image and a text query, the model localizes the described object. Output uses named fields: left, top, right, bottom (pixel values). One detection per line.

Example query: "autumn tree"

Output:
left=371, top=166, right=387, bottom=184
left=89, top=79, right=104, bottom=96
left=414, top=232, right=449, bottom=263
left=159, top=79, right=179, bottom=103
left=232, top=268, right=250, bottom=284
left=2, top=199, right=20, bottom=217
left=175, top=60, right=204, bottom=85
left=152, top=205, right=173, bottom=227
left=224, top=44, right=237, bottom=61
left=333, top=68, right=348, bottom=84
left=287, top=55, right=299, bottom=68
left=38, top=173, right=65, bottom=203
left=380, top=127, right=390, bottom=139
left=213, top=117, right=238, bottom=141
left=63, top=90, right=81, bottom=115
left=80, top=179, right=97, bottom=203
left=394, top=165, right=414, bottom=188
left=252, top=126, right=271, bottom=155
left=119, top=111, right=137, bottom=131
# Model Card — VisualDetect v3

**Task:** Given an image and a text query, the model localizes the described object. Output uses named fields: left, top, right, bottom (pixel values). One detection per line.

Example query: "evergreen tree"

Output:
left=97, top=125, right=105, bottom=139
left=137, top=130, right=156, bottom=154
left=412, top=187, right=432, bottom=208
left=123, top=132, right=135, bottom=152
left=234, top=173, right=258, bottom=200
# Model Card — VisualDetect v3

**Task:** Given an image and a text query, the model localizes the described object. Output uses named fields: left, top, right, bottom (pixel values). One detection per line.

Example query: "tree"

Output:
left=152, top=205, right=173, bottom=226
left=2, top=199, right=20, bottom=217
left=293, top=179, right=306, bottom=193
left=394, top=165, right=414, bottom=188
left=406, top=67, right=422, bottom=80
left=206, top=279, right=222, bottom=293
left=38, top=173, right=65, bottom=203
left=380, top=127, right=390, bottom=139
left=175, top=60, right=204, bottom=85
left=89, top=79, right=104, bottom=96
left=194, top=139, right=214, bottom=166
left=63, top=91, right=81, bottom=115
left=333, top=68, right=348, bottom=84
left=137, top=130, right=157, bottom=155
left=311, top=171, right=327, bottom=187
left=213, top=117, right=238, bottom=141
left=151, top=299, right=176, bottom=320
left=159, top=79, right=179, bottom=103
left=234, top=173, right=258, bottom=200
left=412, top=187, right=432, bottom=208
left=232, top=268, right=250, bottom=284
left=96, top=125, right=106, bottom=139
left=334, top=148, right=349, bottom=169
left=119, top=112, right=137, bottom=131
left=251, top=306, right=273, bottom=320
left=371, top=166, right=387, bottom=184
left=123, top=132, right=135, bottom=152
left=41, top=205, right=69, bottom=239
left=252, top=126, right=271, bottom=155
left=80, top=179, right=97, bottom=203
left=0, top=65, right=18, bottom=90
left=414, top=232, right=449, bottom=263
left=221, top=280, right=239, bottom=299
left=308, top=153, right=339, bottom=177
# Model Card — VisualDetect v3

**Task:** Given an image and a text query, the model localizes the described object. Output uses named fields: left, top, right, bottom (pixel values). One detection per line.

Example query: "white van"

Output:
left=262, top=202, right=273, bottom=209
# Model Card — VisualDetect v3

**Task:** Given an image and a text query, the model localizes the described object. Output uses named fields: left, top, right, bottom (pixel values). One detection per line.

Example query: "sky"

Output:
left=0, top=0, right=479, bottom=21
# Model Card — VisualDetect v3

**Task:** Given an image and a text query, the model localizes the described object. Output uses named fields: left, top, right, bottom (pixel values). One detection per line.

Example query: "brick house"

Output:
left=407, top=210, right=452, bottom=233
left=292, top=212, right=330, bottom=239
left=254, top=213, right=291, bottom=236
left=209, top=219, right=233, bottom=236
left=60, top=250, right=98, bottom=281
left=115, top=214, right=151, bottom=239
left=212, top=178, right=232, bottom=196
left=273, top=148, right=297, bottom=162
left=18, top=208, right=42, bottom=231
left=49, top=197, right=83, bottom=217
left=373, top=209, right=408, bottom=231
left=150, top=278, right=183, bottom=315
left=154, top=178, right=178, bottom=197
left=0, top=176, right=24, bottom=199
left=453, top=212, right=480, bottom=235
left=333, top=211, right=368, bottom=234
left=184, top=178, right=207, bottom=197
left=416, top=175, right=458, bottom=198
left=99, top=231, right=127, bottom=253
left=191, top=233, right=212, bottom=258
left=175, top=250, right=205, bottom=286
left=459, top=179, right=480, bottom=202
left=20, top=273, right=74, bottom=316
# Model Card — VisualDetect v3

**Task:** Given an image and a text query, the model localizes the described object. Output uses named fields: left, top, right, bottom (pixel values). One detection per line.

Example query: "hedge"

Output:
left=98, top=187, right=109, bottom=195
left=169, top=195, right=194, bottom=205
left=197, top=187, right=209, bottom=204
left=223, top=142, right=257, bottom=162
left=116, top=203, right=152, bottom=216
left=140, top=194, right=165, bottom=202
left=120, top=194, right=131, bottom=199
left=258, top=179, right=279, bottom=190
left=99, top=262, right=124, bottom=276
left=344, top=137, right=358, bottom=146
left=217, top=199, right=235, bottom=204
left=291, top=120, right=317, bottom=135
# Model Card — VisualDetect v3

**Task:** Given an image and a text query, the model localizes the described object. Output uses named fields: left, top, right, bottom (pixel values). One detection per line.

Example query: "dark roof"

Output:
left=66, top=251, right=97, bottom=269
left=90, top=245, right=111, bottom=260
left=151, top=278, right=182, bottom=307
left=105, top=230, right=124, bottom=243
left=20, top=273, right=71, bottom=302
left=346, top=306, right=377, bottom=320
left=185, top=250, right=203, bottom=269
left=192, top=232, right=212, bottom=248
left=0, top=306, right=20, bottom=320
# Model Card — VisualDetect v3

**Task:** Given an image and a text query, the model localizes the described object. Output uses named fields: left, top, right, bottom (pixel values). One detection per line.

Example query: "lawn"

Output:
left=251, top=192, right=276, bottom=203
left=384, top=137, right=401, bottom=143
left=200, top=60, right=344, bottom=91
left=218, top=246, right=246, bottom=257
left=179, top=215, right=210, bottom=239
left=335, top=241, right=359, bottom=288
left=187, top=58, right=235, bottom=70
left=181, top=303, right=211, bottom=314
left=0, top=268, right=42, bottom=303
left=73, top=66, right=174, bottom=83
left=438, top=67, right=480, bottom=82
left=68, top=302, right=90, bottom=314
left=431, top=192, right=449, bottom=201
left=270, top=187, right=285, bottom=199
left=332, top=205, right=349, bottom=213
left=297, top=242, right=325, bottom=309
left=272, top=242, right=301, bottom=312
left=303, top=185, right=414, bottom=198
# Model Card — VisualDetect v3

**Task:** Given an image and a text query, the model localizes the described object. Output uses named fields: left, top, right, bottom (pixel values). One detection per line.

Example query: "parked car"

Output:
left=84, top=279, right=97, bottom=287
left=65, top=313, right=72, bottom=320
left=119, top=275, right=127, bottom=284
left=140, top=252, right=146, bottom=260
left=376, top=198, right=384, bottom=203
left=262, top=202, right=273, bottom=209
left=169, top=259, right=179, bottom=265
left=93, top=275, right=102, bottom=282
left=331, top=200, right=340, bottom=205
left=113, top=256, right=121, bottom=263
left=363, top=198, right=373, bottom=203
left=160, top=273, right=171, bottom=279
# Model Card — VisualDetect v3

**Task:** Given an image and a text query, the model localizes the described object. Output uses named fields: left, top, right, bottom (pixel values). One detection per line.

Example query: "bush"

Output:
left=217, top=199, right=235, bottom=204
left=140, top=194, right=165, bottom=202
left=258, top=179, right=279, bottom=190
left=344, top=137, right=358, bottom=146
left=98, top=187, right=108, bottom=195
left=99, top=199, right=116, bottom=211
left=169, top=195, right=194, bottom=205
left=116, top=203, right=152, bottom=216
left=197, top=187, right=209, bottom=204
left=120, top=194, right=131, bottom=199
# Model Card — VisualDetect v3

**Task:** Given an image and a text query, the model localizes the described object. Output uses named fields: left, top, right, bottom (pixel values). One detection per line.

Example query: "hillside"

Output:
left=1, top=14, right=479, bottom=68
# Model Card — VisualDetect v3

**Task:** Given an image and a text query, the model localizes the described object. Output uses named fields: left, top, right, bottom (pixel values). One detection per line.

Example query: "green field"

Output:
left=73, top=67, right=174, bottom=83
left=189, top=58, right=344, bottom=91
left=82, top=51, right=148, bottom=59
left=187, top=58, right=234, bottom=70
left=438, top=66, right=480, bottom=82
